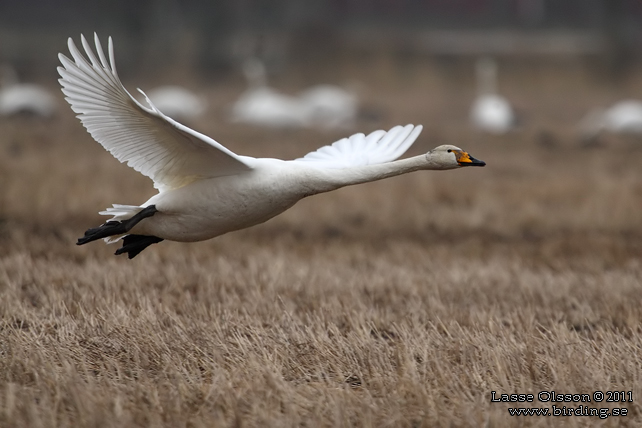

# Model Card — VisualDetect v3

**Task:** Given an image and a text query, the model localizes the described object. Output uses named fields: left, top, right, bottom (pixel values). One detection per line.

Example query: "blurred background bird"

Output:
left=145, top=86, right=208, bottom=122
left=469, top=57, right=516, bottom=134
left=0, top=65, right=57, bottom=118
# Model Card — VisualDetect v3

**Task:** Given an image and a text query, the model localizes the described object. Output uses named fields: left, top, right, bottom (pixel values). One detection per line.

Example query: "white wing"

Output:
left=291, top=124, right=422, bottom=169
left=58, top=34, right=253, bottom=192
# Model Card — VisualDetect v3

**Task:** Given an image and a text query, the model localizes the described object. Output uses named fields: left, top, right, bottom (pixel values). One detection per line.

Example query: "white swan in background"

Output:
left=298, top=84, right=358, bottom=129
left=470, top=57, right=515, bottom=134
left=145, top=85, right=207, bottom=121
left=231, top=59, right=359, bottom=130
left=579, top=100, right=642, bottom=141
left=230, top=58, right=309, bottom=128
left=0, top=65, right=57, bottom=117
left=59, top=34, right=485, bottom=259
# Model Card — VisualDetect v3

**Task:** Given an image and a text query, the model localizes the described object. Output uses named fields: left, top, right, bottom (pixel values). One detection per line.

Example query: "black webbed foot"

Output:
left=115, top=235, right=164, bottom=259
left=77, top=221, right=127, bottom=245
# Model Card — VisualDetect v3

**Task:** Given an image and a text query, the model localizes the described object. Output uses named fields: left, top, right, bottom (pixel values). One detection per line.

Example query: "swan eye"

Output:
left=447, top=149, right=452, bottom=153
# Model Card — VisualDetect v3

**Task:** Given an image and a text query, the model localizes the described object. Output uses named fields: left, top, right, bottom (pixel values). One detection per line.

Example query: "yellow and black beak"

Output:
left=454, top=150, right=486, bottom=167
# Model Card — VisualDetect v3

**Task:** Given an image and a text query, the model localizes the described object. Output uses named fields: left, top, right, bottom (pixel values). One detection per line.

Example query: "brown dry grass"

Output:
left=1, top=60, right=642, bottom=427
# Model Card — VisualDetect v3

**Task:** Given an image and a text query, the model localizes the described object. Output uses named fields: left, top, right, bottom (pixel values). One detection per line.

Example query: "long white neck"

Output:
left=298, top=153, right=450, bottom=196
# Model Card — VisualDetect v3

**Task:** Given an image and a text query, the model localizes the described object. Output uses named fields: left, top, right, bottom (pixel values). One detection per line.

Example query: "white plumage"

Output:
left=59, top=34, right=485, bottom=258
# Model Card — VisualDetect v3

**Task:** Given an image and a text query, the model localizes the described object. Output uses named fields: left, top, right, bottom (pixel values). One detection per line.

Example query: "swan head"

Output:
left=428, top=145, right=486, bottom=169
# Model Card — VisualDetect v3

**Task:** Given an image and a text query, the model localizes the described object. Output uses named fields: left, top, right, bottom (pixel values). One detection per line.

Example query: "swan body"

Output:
left=59, top=34, right=485, bottom=258
left=470, top=58, right=515, bottom=134
left=145, top=86, right=207, bottom=121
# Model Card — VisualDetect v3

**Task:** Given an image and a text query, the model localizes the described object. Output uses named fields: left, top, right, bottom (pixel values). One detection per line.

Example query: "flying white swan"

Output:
left=58, top=34, right=485, bottom=259
left=470, top=57, right=515, bottom=134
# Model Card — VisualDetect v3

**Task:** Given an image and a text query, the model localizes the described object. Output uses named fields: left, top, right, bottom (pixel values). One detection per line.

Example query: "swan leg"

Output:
left=77, top=205, right=159, bottom=245
left=114, top=234, right=164, bottom=259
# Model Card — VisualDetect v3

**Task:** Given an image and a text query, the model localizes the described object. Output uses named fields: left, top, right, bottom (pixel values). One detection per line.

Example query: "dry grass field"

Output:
left=1, top=59, right=642, bottom=427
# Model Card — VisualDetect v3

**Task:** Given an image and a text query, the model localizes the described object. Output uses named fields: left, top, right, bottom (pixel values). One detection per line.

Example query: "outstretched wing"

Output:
left=58, top=34, right=253, bottom=192
left=291, top=124, right=423, bottom=169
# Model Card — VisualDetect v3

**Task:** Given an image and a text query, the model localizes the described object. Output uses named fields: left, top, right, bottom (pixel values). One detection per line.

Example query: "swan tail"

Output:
left=99, top=204, right=145, bottom=221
